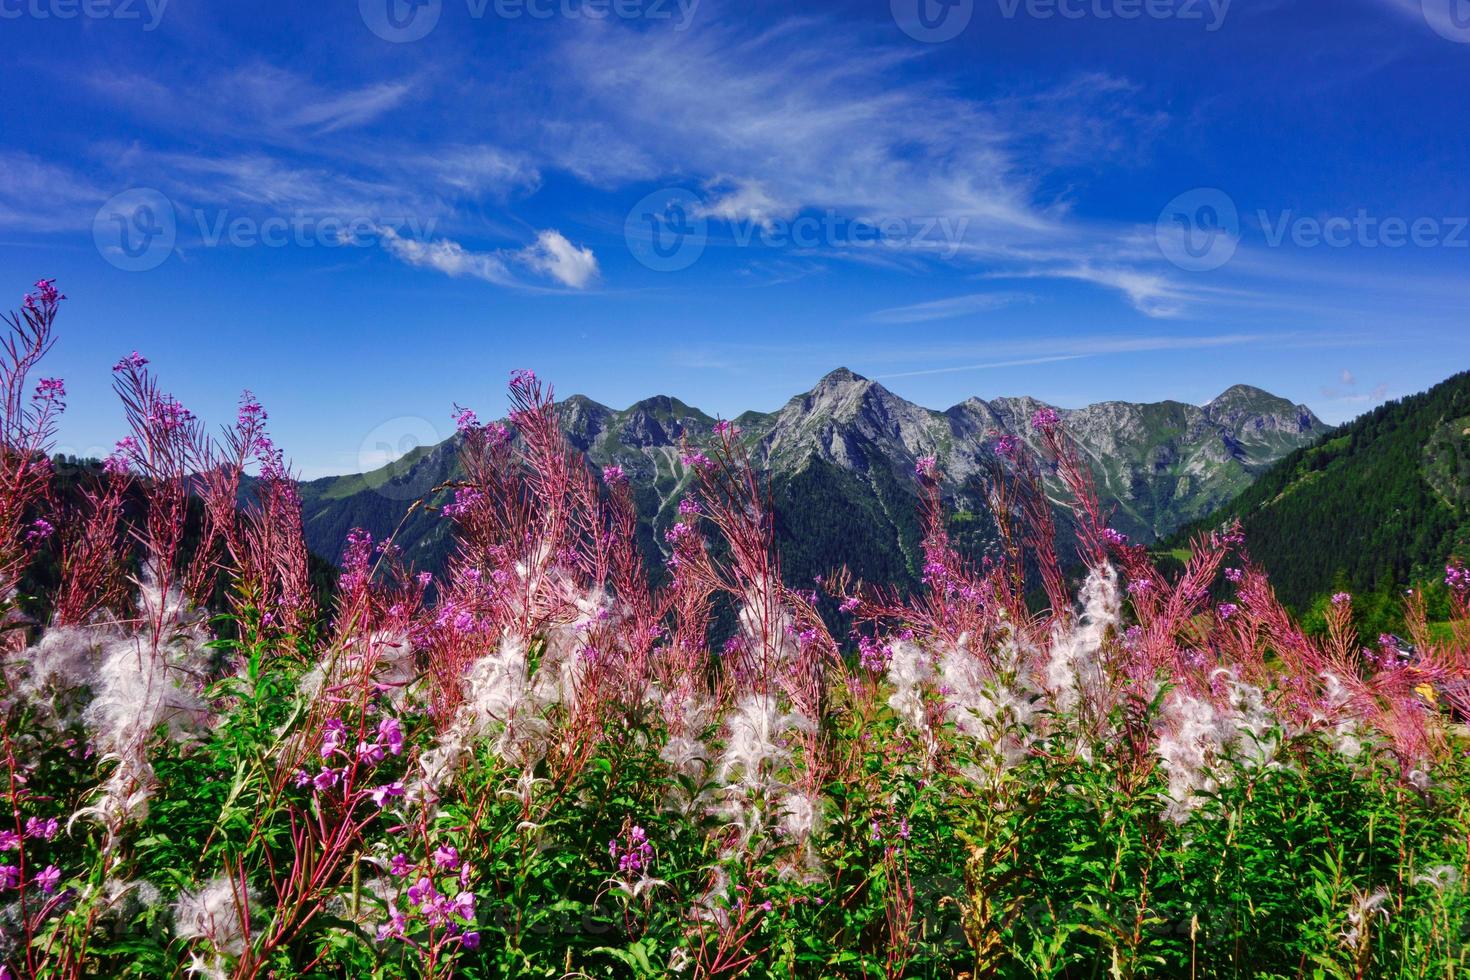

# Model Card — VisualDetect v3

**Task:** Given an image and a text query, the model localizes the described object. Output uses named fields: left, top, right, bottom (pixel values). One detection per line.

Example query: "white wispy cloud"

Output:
left=868, top=292, right=1033, bottom=324
left=521, top=230, right=600, bottom=289
left=0, top=153, right=108, bottom=232
left=872, top=332, right=1330, bottom=378
left=378, top=227, right=599, bottom=290
left=378, top=228, right=518, bottom=286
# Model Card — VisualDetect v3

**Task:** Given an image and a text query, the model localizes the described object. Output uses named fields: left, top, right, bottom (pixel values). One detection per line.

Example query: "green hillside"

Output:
left=1170, top=370, right=1470, bottom=611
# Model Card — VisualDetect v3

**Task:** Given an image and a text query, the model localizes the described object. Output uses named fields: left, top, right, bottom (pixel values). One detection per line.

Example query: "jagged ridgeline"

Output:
left=298, top=369, right=1325, bottom=587
left=1171, top=369, right=1470, bottom=611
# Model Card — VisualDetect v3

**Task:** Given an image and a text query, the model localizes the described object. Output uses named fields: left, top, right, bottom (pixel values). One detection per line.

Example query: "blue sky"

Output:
left=1, top=0, right=1467, bottom=476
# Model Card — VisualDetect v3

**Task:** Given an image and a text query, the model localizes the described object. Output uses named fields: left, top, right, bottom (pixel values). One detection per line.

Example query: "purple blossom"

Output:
left=370, top=782, right=405, bottom=808
left=24, top=279, right=64, bottom=311
left=389, top=853, right=412, bottom=877
left=602, top=464, right=626, bottom=485
left=312, top=768, right=340, bottom=792
left=680, top=450, right=712, bottom=469
left=1031, top=407, right=1061, bottom=431
left=609, top=825, right=654, bottom=876
left=993, top=434, right=1020, bottom=458
left=408, top=877, right=438, bottom=911
left=378, top=717, right=405, bottom=756
left=34, top=377, right=65, bottom=403
left=377, top=908, right=408, bottom=941
left=237, top=392, right=266, bottom=428
left=461, top=931, right=481, bottom=950
left=0, top=866, right=17, bottom=890
left=453, top=406, right=480, bottom=433
left=914, top=455, right=938, bottom=480
left=1224, top=568, right=1244, bottom=584
left=433, top=845, right=460, bottom=869
left=36, top=865, right=60, bottom=894
left=25, top=519, right=54, bottom=544
left=714, top=420, right=741, bottom=439
left=112, top=351, right=149, bottom=373
left=1218, top=603, right=1239, bottom=620
left=857, top=636, right=891, bottom=673
left=25, top=817, right=58, bottom=841
left=0, top=831, right=19, bottom=851
left=1102, top=528, right=1129, bottom=547
left=509, top=368, right=537, bottom=389
left=1332, top=592, right=1353, bottom=607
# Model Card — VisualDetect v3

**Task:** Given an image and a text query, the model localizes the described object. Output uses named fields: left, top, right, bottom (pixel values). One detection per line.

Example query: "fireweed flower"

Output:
left=0, top=866, right=18, bottom=889
left=370, top=782, right=405, bottom=807
left=36, top=865, right=60, bottom=894
left=453, top=406, right=480, bottom=432
left=389, top=853, right=411, bottom=877
left=312, top=768, right=340, bottom=792
left=993, top=434, right=1020, bottom=458
left=378, top=717, right=405, bottom=755
left=714, top=419, right=740, bottom=438
left=26, top=519, right=54, bottom=543
left=1332, top=592, right=1353, bottom=606
left=34, top=377, right=65, bottom=403
left=112, top=351, right=149, bottom=373
left=914, top=456, right=938, bottom=480
left=376, top=908, right=408, bottom=942
left=0, top=830, right=19, bottom=850
left=433, top=845, right=460, bottom=869
left=461, top=931, right=481, bottom=950
left=608, top=826, right=654, bottom=875
left=1218, top=603, right=1239, bottom=620
left=407, top=877, right=438, bottom=911
left=25, top=817, right=58, bottom=841
left=357, top=741, right=386, bottom=765
left=1225, top=568, right=1245, bottom=583
left=24, top=278, right=64, bottom=311
left=1031, top=407, right=1061, bottom=431
left=602, top=464, right=626, bottom=484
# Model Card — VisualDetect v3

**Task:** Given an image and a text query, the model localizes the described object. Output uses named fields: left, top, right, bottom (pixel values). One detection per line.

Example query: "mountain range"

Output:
left=295, top=369, right=1326, bottom=590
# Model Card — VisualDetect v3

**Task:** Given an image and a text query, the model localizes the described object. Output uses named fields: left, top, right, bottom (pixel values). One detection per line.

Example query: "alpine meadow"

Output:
left=3, top=0, right=1469, bottom=977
